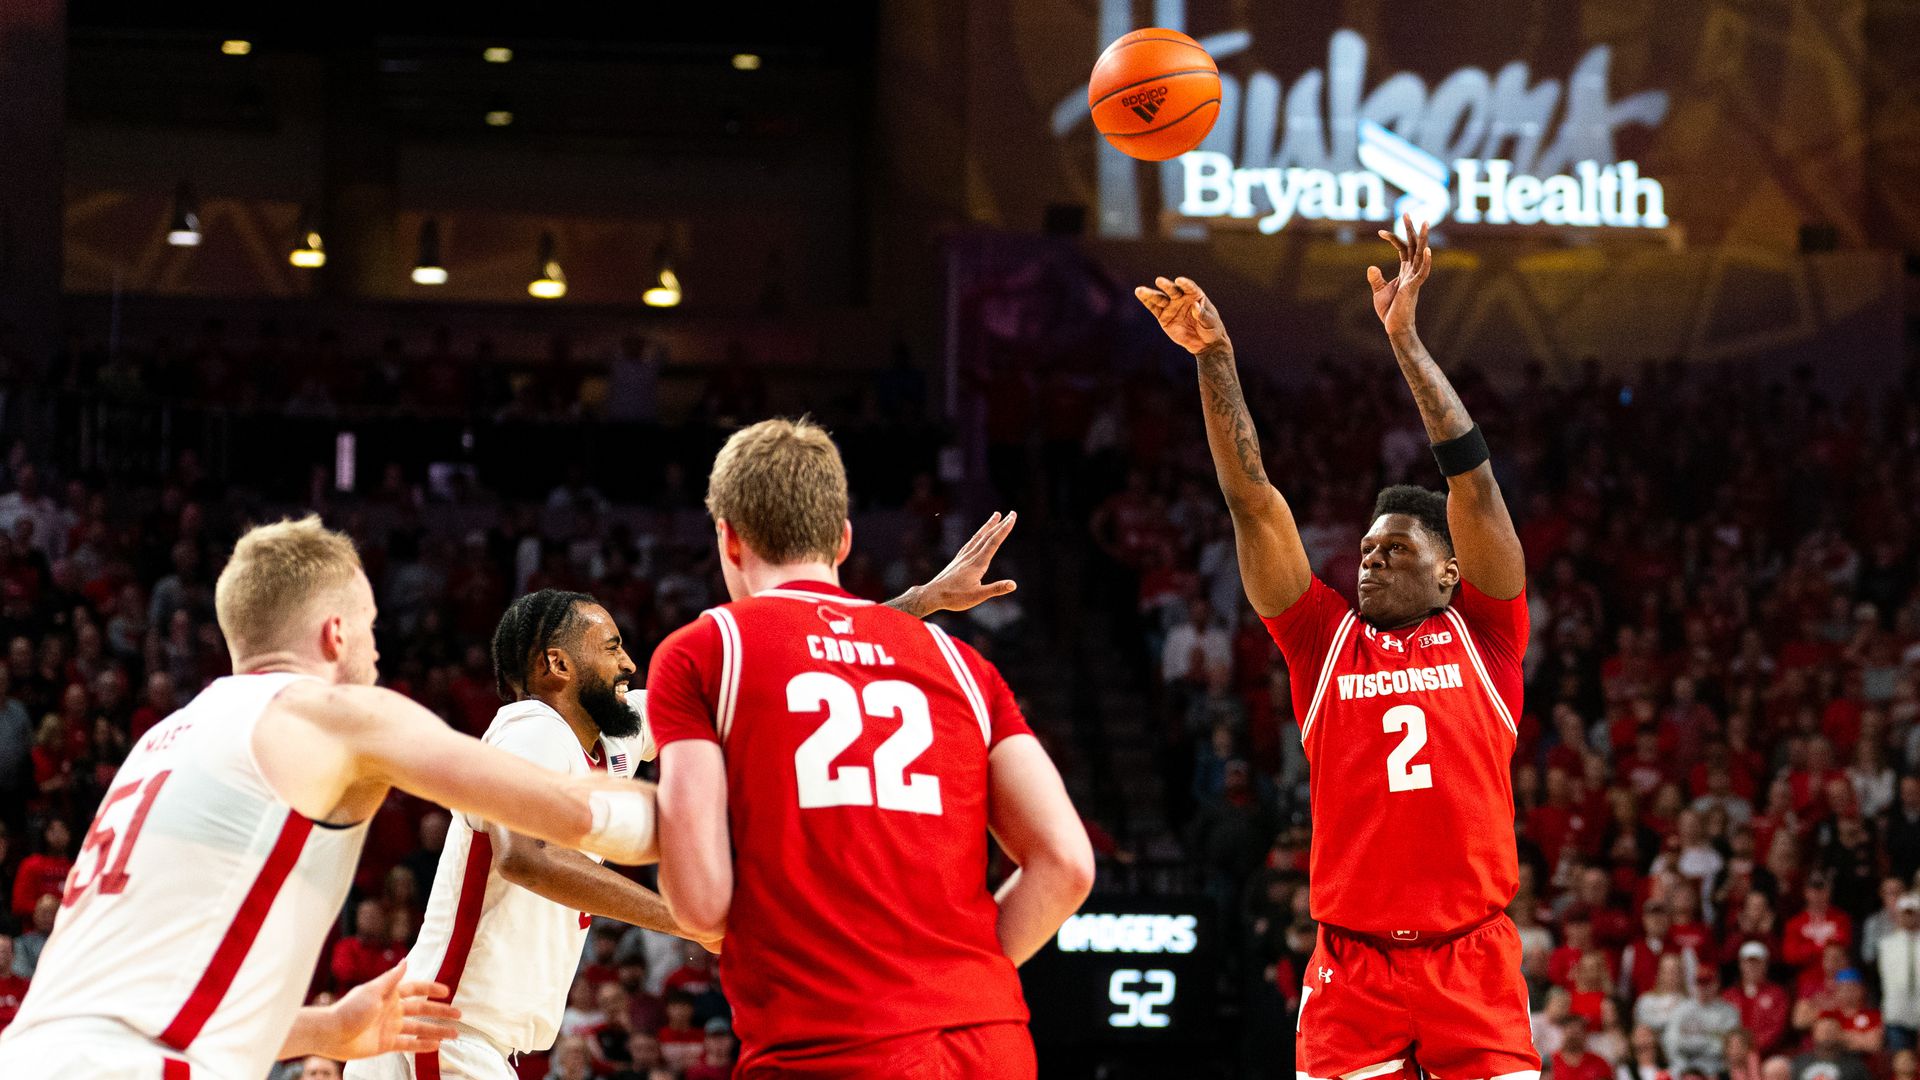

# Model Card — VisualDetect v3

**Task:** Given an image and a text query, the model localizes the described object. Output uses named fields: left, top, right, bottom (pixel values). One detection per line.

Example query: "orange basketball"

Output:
left=1088, top=28, right=1221, bottom=161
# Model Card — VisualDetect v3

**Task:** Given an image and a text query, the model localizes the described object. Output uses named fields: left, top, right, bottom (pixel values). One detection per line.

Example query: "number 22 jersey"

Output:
left=646, top=581, right=1033, bottom=1065
left=1262, top=578, right=1527, bottom=935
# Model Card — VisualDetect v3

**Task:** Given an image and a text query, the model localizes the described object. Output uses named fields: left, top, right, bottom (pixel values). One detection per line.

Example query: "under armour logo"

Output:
left=1318, top=967, right=1334, bottom=983
left=1379, top=636, right=1405, bottom=652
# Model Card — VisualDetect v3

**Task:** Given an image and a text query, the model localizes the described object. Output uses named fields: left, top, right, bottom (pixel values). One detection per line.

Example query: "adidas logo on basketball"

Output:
left=1122, top=85, right=1169, bottom=122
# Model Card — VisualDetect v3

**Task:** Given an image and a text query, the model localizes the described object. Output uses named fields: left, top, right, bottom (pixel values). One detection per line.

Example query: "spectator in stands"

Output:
left=1665, top=964, right=1740, bottom=1076
left=297, top=1058, right=342, bottom=1080
left=1162, top=597, right=1230, bottom=722
left=1792, top=1016, right=1873, bottom=1080
left=1825, top=970, right=1885, bottom=1055
left=1623, top=903, right=1678, bottom=998
left=560, top=975, right=604, bottom=1037
left=544, top=1034, right=593, bottom=1080
left=1636, top=953, right=1692, bottom=1037
left=328, top=897, right=401, bottom=992
left=0, top=936, right=26, bottom=1031
left=1785, top=874, right=1854, bottom=973
left=1619, top=1023, right=1670, bottom=1080
left=608, top=1031, right=666, bottom=1080
left=1888, top=779, right=1920, bottom=882
left=657, top=989, right=704, bottom=1071
left=1863, top=878, right=1909, bottom=966
left=1554, top=1016, right=1616, bottom=1080
left=10, top=819, right=69, bottom=923
left=1725, top=1028, right=1764, bottom=1080
left=1881, top=894, right=1920, bottom=1051
left=1727, top=941, right=1792, bottom=1056
left=13, top=894, right=55, bottom=978
left=685, top=1017, right=737, bottom=1080
left=399, top=810, right=448, bottom=898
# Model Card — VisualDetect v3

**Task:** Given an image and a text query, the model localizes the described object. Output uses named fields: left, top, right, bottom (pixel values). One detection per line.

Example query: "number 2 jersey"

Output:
left=0, top=673, right=369, bottom=1080
left=645, top=581, right=1033, bottom=1064
left=1262, top=577, right=1527, bottom=935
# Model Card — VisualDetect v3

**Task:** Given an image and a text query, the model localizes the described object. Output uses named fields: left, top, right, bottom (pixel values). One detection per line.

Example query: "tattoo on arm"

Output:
left=1387, top=330, right=1472, bottom=442
left=1196, top=344, right=1270, bottom=488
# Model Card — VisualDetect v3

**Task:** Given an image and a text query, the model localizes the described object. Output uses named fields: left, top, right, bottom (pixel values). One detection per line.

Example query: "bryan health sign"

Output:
left=1051, top=18, right=1672, bottom=237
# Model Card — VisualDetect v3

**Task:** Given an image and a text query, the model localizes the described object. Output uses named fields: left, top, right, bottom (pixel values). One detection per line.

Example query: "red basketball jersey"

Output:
left=1263, top=577, right=1526, bottom=934
left=646, top=580, right=1032, bottom=1065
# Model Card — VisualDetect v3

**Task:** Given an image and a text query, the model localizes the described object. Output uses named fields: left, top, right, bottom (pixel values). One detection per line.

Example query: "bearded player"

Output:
left=647, top=419, right=1094, bottom=1078
left=348, top=515, right=1024, bottom=1080
left=1136, top=216, right=1535, bottom=1080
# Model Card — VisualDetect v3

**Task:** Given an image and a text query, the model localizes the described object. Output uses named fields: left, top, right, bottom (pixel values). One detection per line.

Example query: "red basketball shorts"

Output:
left=1298, top=913, right=1540, bottom=1080
left=736, top=1021, right=1036, bottom=1080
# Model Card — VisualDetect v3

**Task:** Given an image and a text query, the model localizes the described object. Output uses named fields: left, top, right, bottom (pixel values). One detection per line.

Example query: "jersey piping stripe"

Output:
left=757, top=588, right=876, bottom=606
left=927, top=624, right=992, bottom=745
left=1298, top=612, right=1358, bottom=744
left=706, top=608, right=743, bottom=742
left=414, top=1051, right=442, bottom=1080
left=1441, top=608, right=1518, bottom=736
left=163, top=1059, right=191, bottom=1080
left=1489, top=1071, right=1542, bottom=1080
left=158, top=809, right=314, bottom=1050
left=428, top=831, right=493, bottom=1005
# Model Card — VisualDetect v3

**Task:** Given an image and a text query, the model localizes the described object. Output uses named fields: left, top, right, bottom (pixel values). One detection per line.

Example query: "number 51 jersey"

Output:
left=1262, top=578, right=1526, bottom=936
left=646, top=580, right=1033, bottom=1063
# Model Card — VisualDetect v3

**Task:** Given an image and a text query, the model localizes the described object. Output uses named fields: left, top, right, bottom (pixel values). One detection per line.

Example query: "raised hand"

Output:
left=1135, top=276, right=1230, bottom=356
left=1367, top=213, right=1433, bottom=338
left=890, top=512, right=1019, bottom=617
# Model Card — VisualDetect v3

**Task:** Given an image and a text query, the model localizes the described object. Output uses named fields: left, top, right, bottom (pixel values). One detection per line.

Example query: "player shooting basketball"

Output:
left=1136, top=215, right=1537, bottom=1080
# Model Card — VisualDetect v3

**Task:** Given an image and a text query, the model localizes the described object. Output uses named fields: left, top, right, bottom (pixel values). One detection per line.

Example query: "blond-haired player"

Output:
left=0, top=517, right=663, bottom=1080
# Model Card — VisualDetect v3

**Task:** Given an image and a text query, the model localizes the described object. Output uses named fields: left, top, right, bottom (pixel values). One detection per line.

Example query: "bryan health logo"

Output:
left=1052, top=19, right=1672, bottom=237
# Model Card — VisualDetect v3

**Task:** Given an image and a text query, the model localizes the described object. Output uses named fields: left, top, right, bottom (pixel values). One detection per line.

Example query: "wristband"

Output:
left=1431, top=424, right=1490, bottom=476
left=585, top=787, right=658, bottom=866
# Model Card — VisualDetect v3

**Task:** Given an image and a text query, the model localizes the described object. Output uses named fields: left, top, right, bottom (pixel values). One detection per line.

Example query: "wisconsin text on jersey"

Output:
left=1335, top=664, right=1466, bottom=700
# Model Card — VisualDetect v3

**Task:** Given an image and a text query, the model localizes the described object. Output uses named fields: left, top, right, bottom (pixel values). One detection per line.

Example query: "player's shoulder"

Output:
left=484, top=698, right=569, bottom=744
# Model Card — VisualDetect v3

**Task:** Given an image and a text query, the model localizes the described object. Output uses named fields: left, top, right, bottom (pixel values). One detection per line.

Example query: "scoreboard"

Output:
left=1020, top=898, right=1218, bottom=1047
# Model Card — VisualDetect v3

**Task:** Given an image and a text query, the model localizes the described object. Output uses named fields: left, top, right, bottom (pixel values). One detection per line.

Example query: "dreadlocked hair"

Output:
left=491, top=588, right=595, bottom=702
left=1372, top=484, right=1453, bottom=553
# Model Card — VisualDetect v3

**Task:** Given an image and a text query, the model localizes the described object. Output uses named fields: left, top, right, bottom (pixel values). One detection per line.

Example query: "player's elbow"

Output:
left=668, top=889, right=730, bottom=940
left=1030, top=828, right=1097, bottom=906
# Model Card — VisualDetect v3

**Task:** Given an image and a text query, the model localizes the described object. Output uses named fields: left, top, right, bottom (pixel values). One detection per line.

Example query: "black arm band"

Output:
left=1431, top=424, right=1490, bottom=476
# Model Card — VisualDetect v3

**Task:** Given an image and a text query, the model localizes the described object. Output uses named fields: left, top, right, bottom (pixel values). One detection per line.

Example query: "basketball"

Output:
left=1087, top=28, right=1221, bottom=161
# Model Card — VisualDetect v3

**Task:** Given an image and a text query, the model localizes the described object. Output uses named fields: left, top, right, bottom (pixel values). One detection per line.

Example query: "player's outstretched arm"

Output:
left=987, top=733, right=1095, bottom=965
left=493, top=828, right=721, bottom=951
left=265, top=682, right=659, bottom=865
left=654, top=739, right=732, bottom=939
left=886, top=511, right=1019, bottom=617
left=1370, top=216, right=1525, bottom=599
left=279, top=964, right=459, bottom=1061
left=1136, top=276, right=1312, bottom=617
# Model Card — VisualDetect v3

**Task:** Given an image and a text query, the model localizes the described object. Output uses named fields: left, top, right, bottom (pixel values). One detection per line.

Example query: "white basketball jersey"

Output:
left=0, top=673, right=369, bottom=1079
left=402, top=700, right=634, bottom=1054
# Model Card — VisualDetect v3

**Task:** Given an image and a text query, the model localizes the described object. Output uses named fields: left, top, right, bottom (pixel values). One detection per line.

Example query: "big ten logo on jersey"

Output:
left=806, top=604, right=897, bottom=668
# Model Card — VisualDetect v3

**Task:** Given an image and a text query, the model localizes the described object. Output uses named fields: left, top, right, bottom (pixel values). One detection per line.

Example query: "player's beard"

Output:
left=578, top=670, right=642, bottom=739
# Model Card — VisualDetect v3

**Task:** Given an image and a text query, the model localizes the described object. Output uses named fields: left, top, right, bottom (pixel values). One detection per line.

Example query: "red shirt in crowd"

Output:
left=1783, top=908, right=1853, bottom=970
left=1670, top=921, right=1714, bottom=958
left=329, top=934, right=405, bottom=992
left=1552, top=1048, right=1614, bottom=1080
left=1723, top=981, right=1791, bottom=1054
left=11, top=854, right=72, bottom=920
left=0, top=970, right=28, bottom=1030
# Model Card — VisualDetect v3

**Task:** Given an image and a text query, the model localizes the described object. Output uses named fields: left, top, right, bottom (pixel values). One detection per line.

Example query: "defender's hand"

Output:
left=321, top=965, right=460, bottom=1060
left=1368, top=213, right=1433, bottom=338
left=1135, top=276, right=1230, bottom=356
left=897, top=512, right=1019, bottom=617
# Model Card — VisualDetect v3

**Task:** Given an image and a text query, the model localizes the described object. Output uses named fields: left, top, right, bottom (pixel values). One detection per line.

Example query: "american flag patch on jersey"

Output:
left=610, top=751, right=628, bottom=772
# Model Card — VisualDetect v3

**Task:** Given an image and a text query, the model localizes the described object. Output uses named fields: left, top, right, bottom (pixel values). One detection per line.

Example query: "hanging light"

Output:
left=410, top=219, right=447, bottom=285
left=167, top=182, right=202, bottom=246
left=528, top=232, right=565, bottom=299
left=642, top=244, right=681, bottom=308
left=288, top=206, right=325, bottom=267
left=731, top=53, right=761, bottom=71
left=483, top=46, right=513, bottom=63
left=221, top=39, right=252, bottom=56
